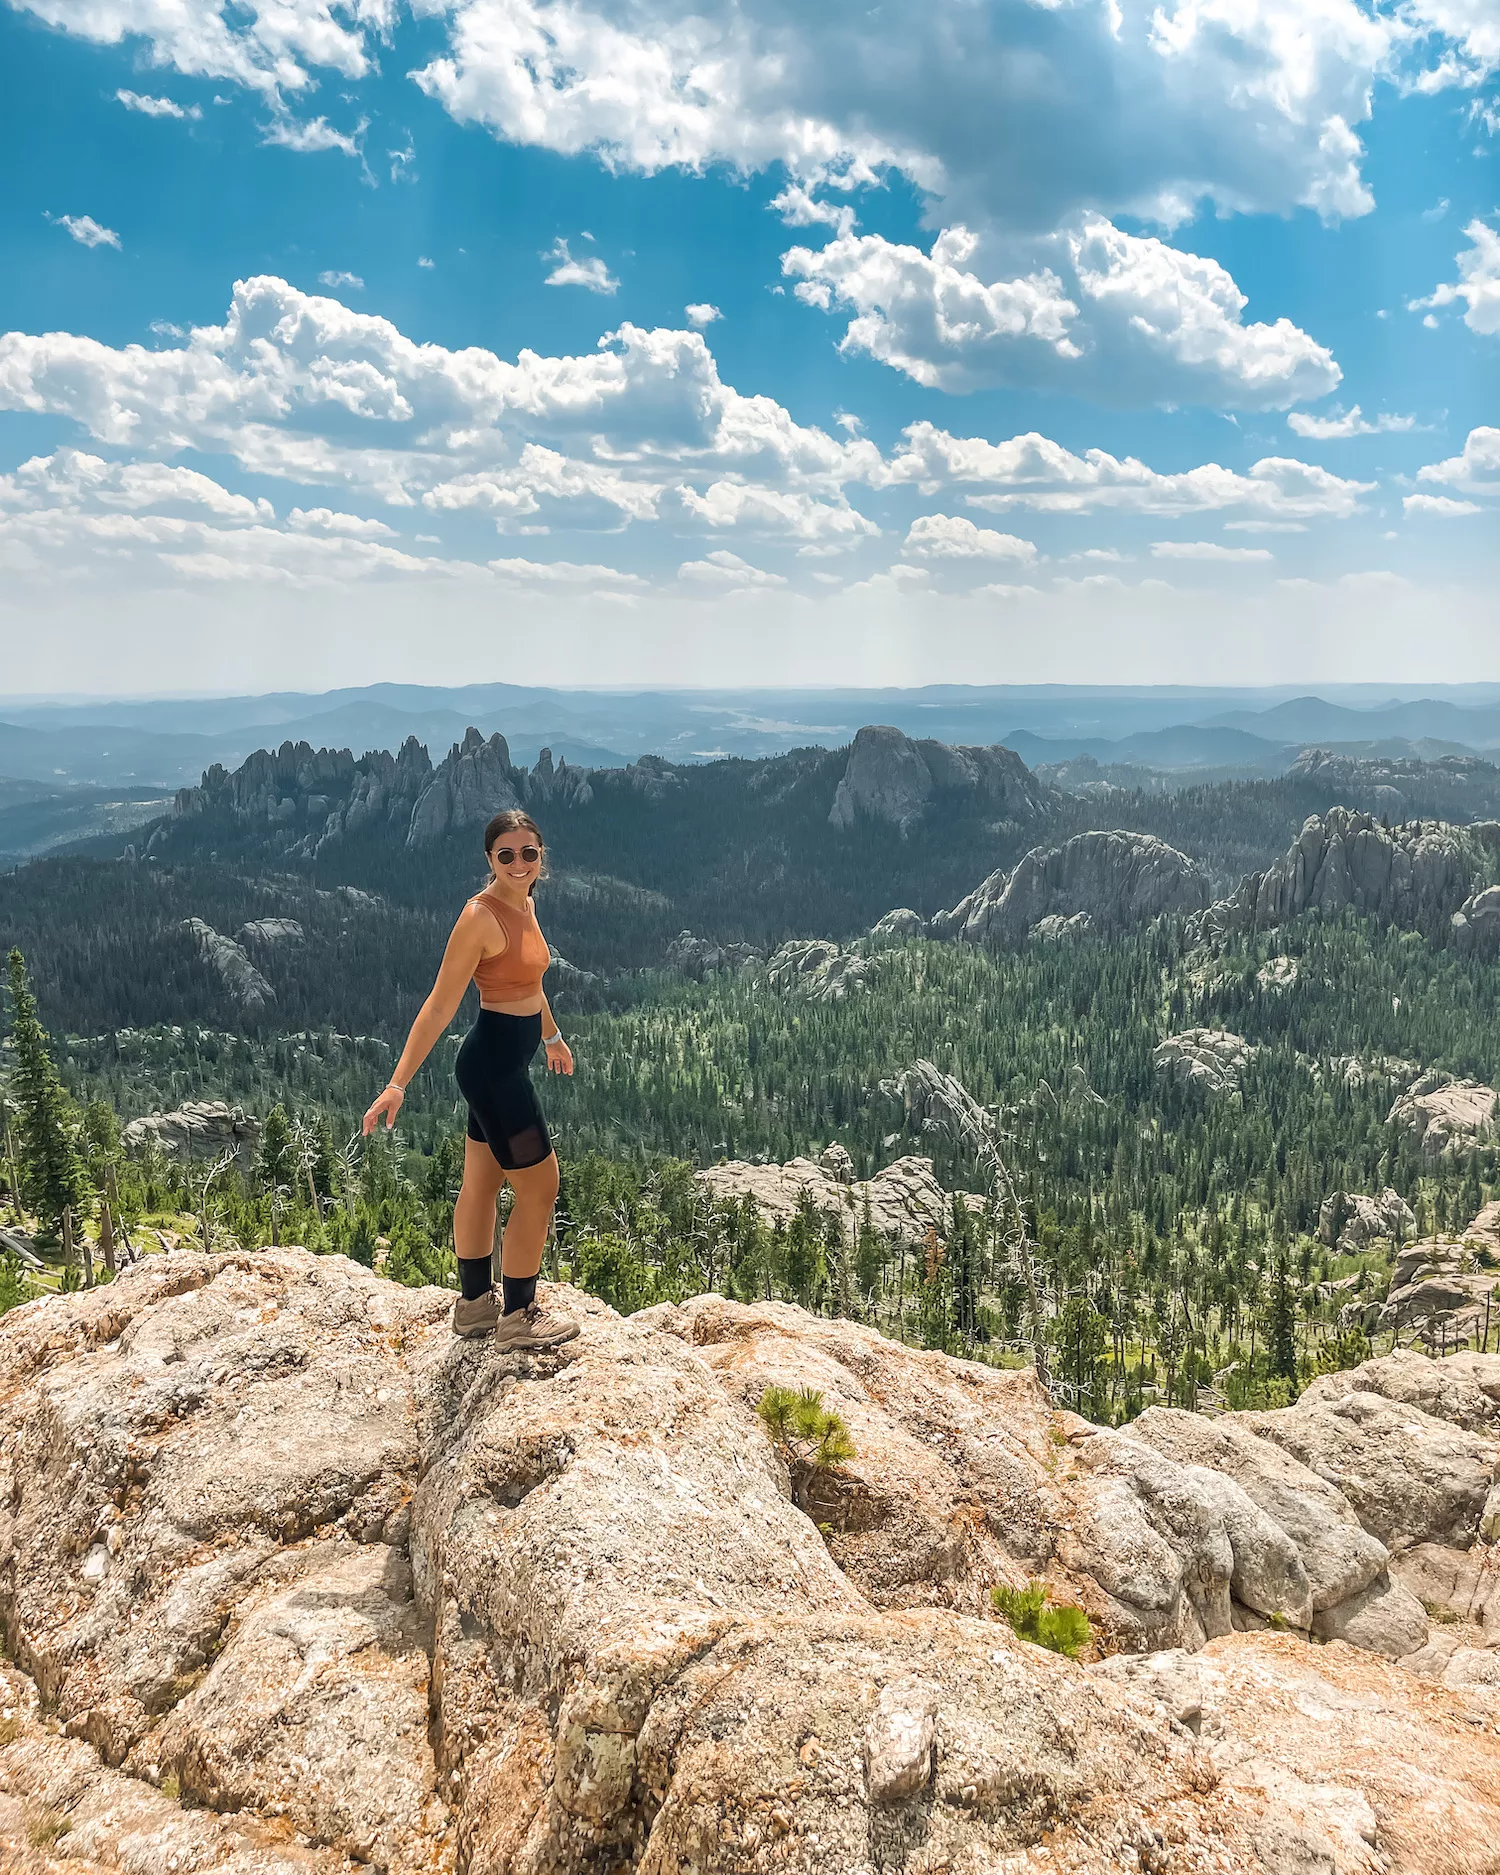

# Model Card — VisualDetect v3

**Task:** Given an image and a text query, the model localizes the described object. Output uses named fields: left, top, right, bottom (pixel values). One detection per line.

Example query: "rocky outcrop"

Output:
left=765, top=937, right=877, bottom=1000
left=868, top=906, right=926, bottom=943
left=5, top=1254, right=1500, bottom=1873
left=1304, top=1349, right=1500, bottom=1434
left=933, top=831, right=1210, bottom=946
left=1154, top=1029, right=1256, bottom=1098
left=235, top=917, right=304, bottom=946
left=1376, top=1236, right=1500, bottom=1342
left=1197, top=807, right=1484, bottom=943
left=1388, top=1072, right=1499, bottom=1155
left=522, top=745, right=595, bottom=809
left=406, top=727, right=522, bottom=844
left=696, top=1153, right=982, bottom=1245
left=1451, top=883, right=1500, bottom=956
left=1317, top=1187, right=1416, bottom=1252
left=182, top=918, right=275, bottom=1012
left=828, top=725, right=1048, bottom=833
left=120, top=1099, right=262, bottom=1170
left=665, top=930, right=764, bottom=977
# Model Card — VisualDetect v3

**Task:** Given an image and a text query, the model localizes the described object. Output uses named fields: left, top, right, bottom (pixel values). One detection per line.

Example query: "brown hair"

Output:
left=483, top=809, right=546, bottom=896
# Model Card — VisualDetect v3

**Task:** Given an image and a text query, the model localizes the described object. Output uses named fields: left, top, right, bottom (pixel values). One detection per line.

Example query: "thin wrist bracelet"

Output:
left=387, top=1078, right=407, bottom=1092
left=543, top=1029, right=562, bottom=1045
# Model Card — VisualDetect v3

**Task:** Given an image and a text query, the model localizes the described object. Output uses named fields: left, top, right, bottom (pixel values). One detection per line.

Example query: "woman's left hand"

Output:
left=545, top=1037, right=575, bottom=1076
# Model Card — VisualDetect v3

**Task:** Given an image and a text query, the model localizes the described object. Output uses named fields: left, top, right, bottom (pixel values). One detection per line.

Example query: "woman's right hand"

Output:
left=362, top=1084, right=405, bottom=1135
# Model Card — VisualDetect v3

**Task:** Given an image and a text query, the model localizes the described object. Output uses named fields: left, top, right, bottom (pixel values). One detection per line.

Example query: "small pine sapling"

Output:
left=990, top=1579, right=1093, bottom=1659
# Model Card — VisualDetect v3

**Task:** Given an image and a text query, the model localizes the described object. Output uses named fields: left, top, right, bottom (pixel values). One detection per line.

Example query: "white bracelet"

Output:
left=542, top=1030, right=562, bottom=1045
left=387, top=1079, right=407, bottom=1093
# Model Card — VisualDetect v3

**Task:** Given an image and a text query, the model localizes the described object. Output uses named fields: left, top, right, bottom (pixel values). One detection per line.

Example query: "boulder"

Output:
left=1388, top=1073, right=1499, bottom=1156
left=1375, top=1235, right=1500, bottom=1342
left=695, top=1153, right=981, bottom=1246
left=868, top=906, right=926, bottom=943
left=933, top=830, right=1209, bottom=946
left=9, top=1256, right=1500, bottom=1872
left=1197, top=807, right=1481, bottom=943
left=1316, top=1188, right=1416, bottom=1252
left=1154, top=1029, right=1256, bottom=1098
left=182, top=917, right=275, bottom=1012
left=828, top=725, right=1046, bottom=833
left=1128, top=1408, right=1389, bottom=1616
left=1240, top=1389, right=1499, bottom=1554
left=1301, top=1347, right=1500, bottom=1434
left=235, top=917, right=305, bottom=946
left=122, top=1099, right=262, bottom=1170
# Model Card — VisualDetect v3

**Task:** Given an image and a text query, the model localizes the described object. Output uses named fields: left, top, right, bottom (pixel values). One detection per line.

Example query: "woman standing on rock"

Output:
left=362, top=809, right=580, bottom=1347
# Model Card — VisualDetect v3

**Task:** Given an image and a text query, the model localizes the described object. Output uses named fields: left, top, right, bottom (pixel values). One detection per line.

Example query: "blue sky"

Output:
left=0, top=0, right=1495, bottom=695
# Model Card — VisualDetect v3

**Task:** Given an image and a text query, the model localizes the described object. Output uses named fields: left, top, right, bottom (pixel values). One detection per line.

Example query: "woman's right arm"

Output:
left=362, top=907, right=490, bottom=1134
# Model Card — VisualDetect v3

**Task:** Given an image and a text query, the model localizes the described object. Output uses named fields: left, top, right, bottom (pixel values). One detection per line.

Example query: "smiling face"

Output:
left=483, top=811, right=546, bottom=897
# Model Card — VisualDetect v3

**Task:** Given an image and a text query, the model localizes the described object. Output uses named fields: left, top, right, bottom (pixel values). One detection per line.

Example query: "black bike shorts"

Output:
left=455, top=1010, right=553, bottom=1170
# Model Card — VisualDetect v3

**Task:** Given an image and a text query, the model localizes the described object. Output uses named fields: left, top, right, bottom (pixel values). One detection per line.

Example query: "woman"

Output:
left=362, top=809, right=580, bottom=1347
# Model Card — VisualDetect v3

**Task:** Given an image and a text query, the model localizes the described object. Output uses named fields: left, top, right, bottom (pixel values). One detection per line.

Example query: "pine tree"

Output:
left=5, top=949, right=88, bottom=1238
left=256, top=1103, right=295, bottom=1193
left=1267, top=1253, right=1299, bottom=1383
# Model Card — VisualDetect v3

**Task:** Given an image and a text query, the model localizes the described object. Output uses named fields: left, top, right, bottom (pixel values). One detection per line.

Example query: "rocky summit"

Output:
left=5, top=1252, right=1500, bottom=1873
left=932, top=831, right=1210, bottom=947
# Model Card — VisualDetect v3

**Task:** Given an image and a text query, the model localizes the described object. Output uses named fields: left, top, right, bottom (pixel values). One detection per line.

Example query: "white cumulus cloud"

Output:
left=49, top=213, right=120, bottom=249
left=287, top=506, right=394, bottom=536
left=1151, top=540, right=1274, bottom=561
left=317, top=270, right=365, bottom=291
left=1411, top=219, right=1500, bottom=336
left=261, top=114, right=366, bottom=158
left=684, top=303, right=721, bottom=326
left=543, top=238, right=619, bottom=294
left=117, top=89, right=202, bottom=119
left=1288, top=404, right=1416, bottom=438
left=784, top=217, right=1339, bottom=408
left=879, top=422, right=1371, bottom=519
left=1403, top=492, right=1482, bottom=515
left=902, top=513, right=1037, bottom=562
left=1416, top=425, right=1500, bottom=494
left=678, top=549, right=787, bottom=587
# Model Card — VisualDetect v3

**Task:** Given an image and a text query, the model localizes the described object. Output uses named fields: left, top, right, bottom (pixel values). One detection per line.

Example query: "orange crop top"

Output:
left=470, top=893, right=551, bottom=1003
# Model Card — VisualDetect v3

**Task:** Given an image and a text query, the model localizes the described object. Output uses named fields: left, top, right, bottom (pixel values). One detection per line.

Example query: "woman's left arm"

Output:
left=540, top=991, right=574, bottom=1075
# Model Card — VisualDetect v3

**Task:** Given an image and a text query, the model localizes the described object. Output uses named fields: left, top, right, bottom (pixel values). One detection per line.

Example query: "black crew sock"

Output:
left=458, top=1255, right=493, bottom=1302
left=502, top=1272, right=537, bottom=1316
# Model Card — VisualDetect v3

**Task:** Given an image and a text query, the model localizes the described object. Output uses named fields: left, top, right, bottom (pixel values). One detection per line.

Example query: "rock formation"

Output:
left=1195, top=807, right=1484, bottom=943
left=406, top=728, right=523, bottom=844
left=696, top=1153, right=983, bottom=1244
left=1317, top=1187, right=1416, bottom=1253
left=182, top=918, right=275, bottom=1013
left=828, top=725, right=1048, bottom=833
left=235, top=917, right=304, bottom=946
left=1154, top=1030, right=1256, bottom=1098
left=523, top=746, right=596, bottom=809
left=765, top=938, right=877, bottom=1000
left=1451, top=883, right=1500, bottom=956
left=1378, top=1235, right=1500, bottom=1344
left=932, top=831, right=1210, bottom=946
left=868, top=907, right=926, bottom=943
left=120, top=1099, right=263, bottom=1170
left=6, top=1253, right=1500, bottom=1873
left=1388, top=1072, right=1498, bottom=1155
left=665, top=930, right=765, bottom=977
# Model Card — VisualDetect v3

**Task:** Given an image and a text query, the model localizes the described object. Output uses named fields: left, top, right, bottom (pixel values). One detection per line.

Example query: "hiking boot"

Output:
left=450, top=1288, right=501, bottom=1338
left=492, top=1298, right=580, bottom=1352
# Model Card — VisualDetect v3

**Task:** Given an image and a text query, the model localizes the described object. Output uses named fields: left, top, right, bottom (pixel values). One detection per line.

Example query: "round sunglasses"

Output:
left=493, top=844, right=541, bottom=866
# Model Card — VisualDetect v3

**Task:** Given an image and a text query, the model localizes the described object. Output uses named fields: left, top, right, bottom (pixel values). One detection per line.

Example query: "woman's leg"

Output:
left=454, top=1135, right=506, bottom=1270
left=500, top=1150, right=560, bottom=1279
